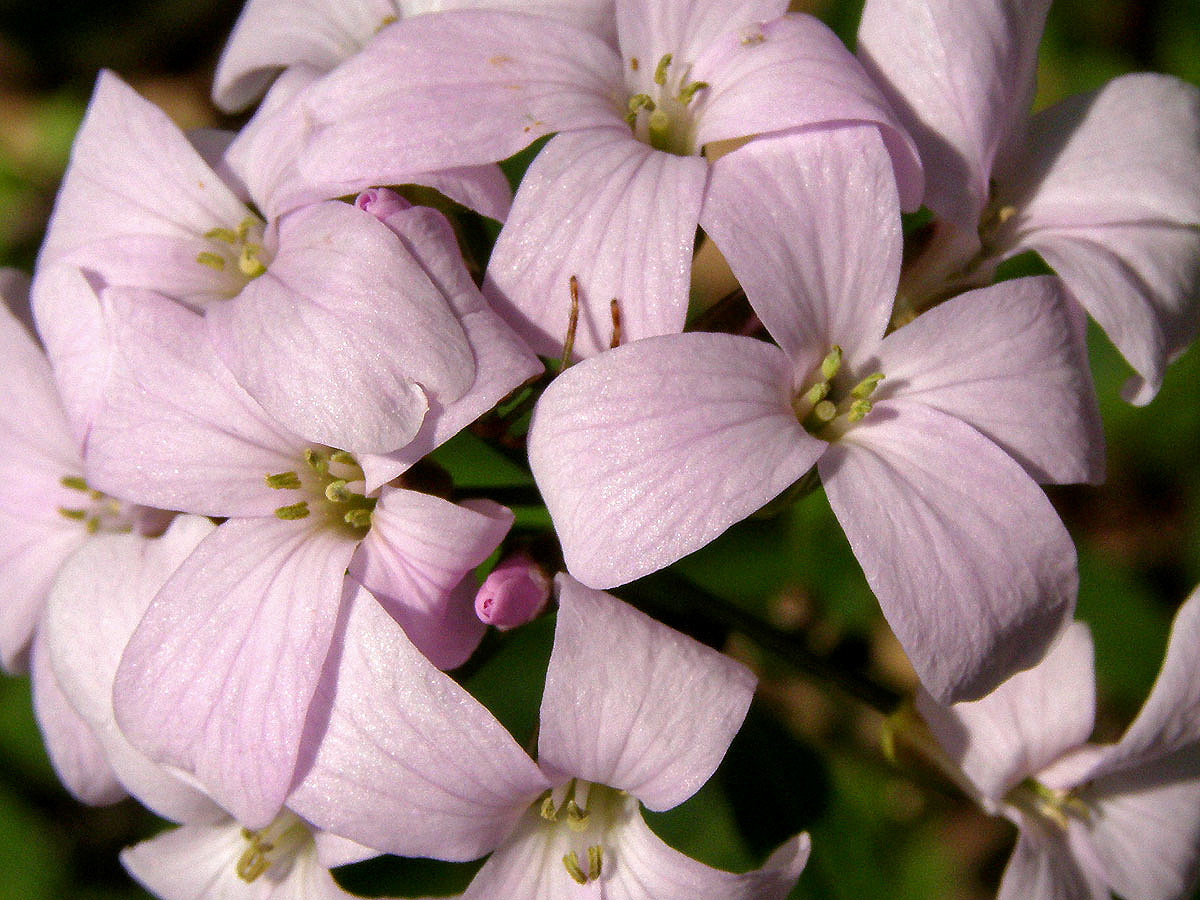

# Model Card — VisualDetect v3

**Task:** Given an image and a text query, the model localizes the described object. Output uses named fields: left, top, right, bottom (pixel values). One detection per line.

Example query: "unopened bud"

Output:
left=475, top=554, right=551, bottom=630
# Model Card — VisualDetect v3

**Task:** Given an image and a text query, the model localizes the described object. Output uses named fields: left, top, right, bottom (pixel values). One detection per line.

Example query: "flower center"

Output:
left=791, top=346, right=884, bottom=439
left=536, top=780, right=627, bottom=886
left=235, top=810, right=311, bottom=882
left=56, top=475, right=138, bottom=535
left=266, top=448, right=376, bottom=536
left=1006, top=777, right=1093, bottom=832
left=195, top=214, right=272, bottom=293
left=624, top=53, right=709, bottom=156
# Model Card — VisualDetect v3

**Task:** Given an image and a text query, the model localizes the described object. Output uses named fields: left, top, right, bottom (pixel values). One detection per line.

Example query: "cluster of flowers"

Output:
left=2, top=0, right=1200, bottom=897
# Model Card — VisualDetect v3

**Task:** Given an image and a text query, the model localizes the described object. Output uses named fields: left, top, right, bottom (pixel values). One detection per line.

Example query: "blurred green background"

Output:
left=0, top=1, right=1198, bottom=898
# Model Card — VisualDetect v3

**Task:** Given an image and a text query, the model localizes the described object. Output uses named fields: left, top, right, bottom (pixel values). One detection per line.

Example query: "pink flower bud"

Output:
left=354, top=186, right=412, bottom=222
left=475, top=554, right=551, bottom=630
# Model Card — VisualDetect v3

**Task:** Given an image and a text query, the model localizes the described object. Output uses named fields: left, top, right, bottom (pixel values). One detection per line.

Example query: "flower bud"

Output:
left=475, top=553, right=551, bottom=630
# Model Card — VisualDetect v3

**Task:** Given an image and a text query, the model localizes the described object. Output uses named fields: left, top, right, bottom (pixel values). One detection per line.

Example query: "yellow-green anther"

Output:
left=304, top=449, right=328, bottom=475
left=847, top=399, right=873, bottom=422
left=566, top=799, right=589, bottom=832
left=196, top=251, right=226, bottom=271
left=587, top=845, right=603, bottom=880
left=86, top=518, right=101, bottom=535
left=653, top=53, right=672, bottom=86
left=236, top=217, right=259, bottom=240
left=238, top=245, right=267, bottom=278
left=274, top=501, right=310, bottom=520
left=329, top=450, right=357, bottom=466
left=626, top=93, right=654, bottom=126
left=851, top=373, right=885, bottom=399
left=60, top=475, right=90, bottom=492
left=648, top=108, right=671, bottom=151
left=344, top=508, right=372, bottom=529
left=563, top=851, right=588, bottom=885
left=813, top=399, right=837, bottom=423
left=804, top=381, right=830, bottom=406
left=325, top=480, right=352, bottom=503
left=265, top=471, right=301, bottom=490
left=820, top=345, right=843, bottom=379
left=236, top=837, right=273, bottom=882
left=678, top=80, right=709, bottom=104
left=58, top=507, right=88, bottom=520
left=540, top=794, right=557, bottom=821
left=205, top=226, right=238, bottom=243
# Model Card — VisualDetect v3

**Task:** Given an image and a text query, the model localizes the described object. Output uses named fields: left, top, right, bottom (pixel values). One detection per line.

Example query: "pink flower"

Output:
left=914, top=586, right=1200, bottom=900
left=474, top=552, right=551, bottom=629
left=857, top=0, right=1200, bottom=403
left=289, top=576, right=809, bottom=898
left=297, top=0, right=922, bottom=358
left=529, top=125, right=1102, bottom=702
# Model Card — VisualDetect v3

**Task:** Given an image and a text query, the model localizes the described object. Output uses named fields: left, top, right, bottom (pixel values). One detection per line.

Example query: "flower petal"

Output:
left=288, top=586, right=549, bottom=860
left=606, top=809, right=808, bottom=900
left=528, top=332, right=825, bottom=589
left=821, top=401, right=1077, bottom=703
left=693, top=15, right=922, bottom=209
left=538, top=576, right=756, bottom=811
left=83, top=288, right=304, bottom=518
left=30, top=627, right=126, bottom=806
left=113, top=518, right=358, bottom=827
left=996, top=824, right=1108, bottom=900
left=701, top=124, right=900, bottom=370
left=915, top=623, right=1096, bottom=805
left=206, top=200, right=474, bottom=455
left=299, top=11, right=623, bottom=184
left=45, top=518, right=224, bottom=823
left=484, top=128, right=707, bottom=359
left=856, top=0, right=1049, bottom=227
left=875, top=276, right=1104, bottom=485
left=615, top=0, right=786, bottom=73
left=349, top=490, right=511, bottom=668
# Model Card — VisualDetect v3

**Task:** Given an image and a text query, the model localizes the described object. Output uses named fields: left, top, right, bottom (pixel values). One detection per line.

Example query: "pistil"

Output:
left=791, top=346, right=884, bottom=437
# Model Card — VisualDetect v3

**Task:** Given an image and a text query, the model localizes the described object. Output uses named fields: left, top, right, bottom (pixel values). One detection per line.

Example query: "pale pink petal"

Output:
left=538, top=576, right=756, bottom=811
left=349, top=489, right=511, bottom=667
left=207, top=200, right=474, bottom=455
left=605, top=810, right=808, bottom=900
left=83, top=288, right=304, bottom=518
left=915, top=623, right=1095, bottom=805
left=692, top=15, right=922, bottom=208
left=113, top=518, right=358, bottom=827
left=996, top=824, right=1108, bottom=900
left=37, top=71, right=251, bottom=305
left=0, top=521, right=84, bottom=672
left=402, top=164, right=514, bottom=223
left=1087, top=586, right=1200, bottom=777
left=44, top=518, right=224, bottom=823
left=353, top=195, right=541, bottom=489
left=214, top=0, right=397, bottom=112
left=459, top=807, right=599, bottom=900
left=615, top=0, right=786, bottom=72
left=1080, top=750, right=1200, bottom=900
left=875, top=277, right=1103, bottom=485
left=528, top=332, right=825, bottom=589
left=484, top=127, right=707, bottom=359
left=857, top=0, right=1049, bottom=228
left=821, top=401, right=1077, bottom=703
left=288, top=587, right=549, bottom=860
left=310, top=832, right=379, bottom=869
left=701, top=124, right=899, bottom=370
left=1021, top=223, right=1200, bottom=407
left=0, top=268, right=32, bottom=331
left=29, top=627, right=126, bottom=806
left=299, top=11, right=623, bottom=184
left=1000, top=74, right=1200, bottom=230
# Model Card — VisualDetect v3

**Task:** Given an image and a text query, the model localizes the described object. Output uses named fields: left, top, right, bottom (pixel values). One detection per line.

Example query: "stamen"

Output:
left=609, top=298, right=622, bottom=349
left=196, top=251, right=226, bottom=271
left=847, top=399, right=873, bottom=422
left=563, top=851, right=588, bottom=885
left=629, top=57, right=639, bottom=71
left=274, top=501, right=310, bottom=520
left=60, top=475, right=90, bottom=492
left=204, top=226, right=238, bottom=243
left=678, top=80, right=709, bottom=105
left=559, top=275, right=580, bottom=372
left=804, top=381, right=829, bottom=406
left=325, top=480, right=352, bottom=503
left=238, top=244, right=267, bottom=278
left=821, top=345, right=843, bottom=379
left=653, top=53, right=672, bottom=86
left=540, top=793, right=558, bottom=821
left=236, top=837, right=273, bottom=882
left=329, top=450, right=357, bottom=466
left=625, top=93, right=655, bottom=127
left=265, top=471, right=301, bottom=490
left=851, top=373, right=885, bottom=399
left=587, top=844, right=603, bottom=880
left=566, top=799, right=590, bottom=832
left=57, top=507, right=88, bottom=520
left=304, top=449, right=329, bottom=476
left=343, top=508, right=372, bottom=529
left=236, top=217, right=258, bottom=241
